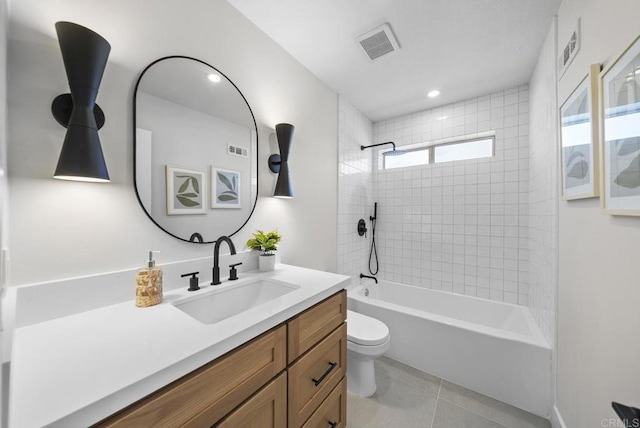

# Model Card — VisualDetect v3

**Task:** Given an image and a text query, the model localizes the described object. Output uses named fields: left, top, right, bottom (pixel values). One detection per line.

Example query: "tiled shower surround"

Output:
left=338, top=86, right=531, bottom=305
left=337, top=97, right=374, bottom=279
left=372, top=87, right=530, bottom=304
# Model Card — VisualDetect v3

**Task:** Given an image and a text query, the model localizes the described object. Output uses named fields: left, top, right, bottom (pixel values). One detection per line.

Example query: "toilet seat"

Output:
left=346, top=310, right=390, bottom=346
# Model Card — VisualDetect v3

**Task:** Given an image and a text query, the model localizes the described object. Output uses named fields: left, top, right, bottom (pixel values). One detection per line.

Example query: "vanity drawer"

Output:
left=288, top=323, right=347, bottom=428
left=215, top=371, right=287, bottom=428
left=95, top=324, right=286, bottom=428
left=301, top=378, right=346, bottom=428
left=287, top=290, right=346, bottom=363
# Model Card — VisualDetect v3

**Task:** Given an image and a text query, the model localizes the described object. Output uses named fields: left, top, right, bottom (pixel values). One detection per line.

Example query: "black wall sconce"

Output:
left=51, top=21, right=111, bottom=182
left=268, top=123, right=294, bottom=198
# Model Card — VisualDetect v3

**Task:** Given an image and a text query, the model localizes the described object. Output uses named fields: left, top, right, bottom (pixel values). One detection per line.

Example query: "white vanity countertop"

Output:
left=9, top=264, right=349, bottom=428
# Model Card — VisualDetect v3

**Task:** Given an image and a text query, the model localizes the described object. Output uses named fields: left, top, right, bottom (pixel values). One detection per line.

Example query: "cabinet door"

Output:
left=288, top=324, right=347, bottom=428
left=301, top=378, right=346, bottom=428
left=216, top=372, right=287, bottom=428
left=288, top=291, right=346, bottom=363
left=95, top=325, right=286, bottom=428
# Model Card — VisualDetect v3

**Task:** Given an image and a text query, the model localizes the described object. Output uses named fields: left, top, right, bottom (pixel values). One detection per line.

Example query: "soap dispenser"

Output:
left=135, top=250, right=163, bottom=307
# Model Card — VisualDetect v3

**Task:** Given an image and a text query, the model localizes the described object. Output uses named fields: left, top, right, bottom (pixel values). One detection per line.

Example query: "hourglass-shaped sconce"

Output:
left=51, top=21, right=111, bottom=182
left=268, top=123, right=294, bottom=198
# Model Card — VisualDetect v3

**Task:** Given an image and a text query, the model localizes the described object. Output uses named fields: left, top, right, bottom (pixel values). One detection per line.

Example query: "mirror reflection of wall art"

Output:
left=601, top=33, right=640, bottom=215
left=560, top=63, right=600, bottom=200
left=212, top=167, right=241, bottom=209
left=166, top=165, right=206, bottom=215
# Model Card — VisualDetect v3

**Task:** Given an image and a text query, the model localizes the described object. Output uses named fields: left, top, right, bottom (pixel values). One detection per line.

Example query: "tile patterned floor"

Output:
left=347, top=357, right=551, bottom=428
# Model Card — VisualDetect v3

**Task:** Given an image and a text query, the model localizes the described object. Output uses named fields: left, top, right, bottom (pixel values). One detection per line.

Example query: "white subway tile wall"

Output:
left=369, top=86, right=530, bottom=305
left=339, top=83, right=557, bottom=341
left=337, top=96, right=374, bottom=279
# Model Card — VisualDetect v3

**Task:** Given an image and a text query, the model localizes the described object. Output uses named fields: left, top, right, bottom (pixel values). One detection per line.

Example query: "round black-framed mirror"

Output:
left=133, top=56, right=258, bottom=243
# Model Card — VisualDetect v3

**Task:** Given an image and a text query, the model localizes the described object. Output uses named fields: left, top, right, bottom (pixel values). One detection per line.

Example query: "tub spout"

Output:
left=360, top=273, right=378, bottom=284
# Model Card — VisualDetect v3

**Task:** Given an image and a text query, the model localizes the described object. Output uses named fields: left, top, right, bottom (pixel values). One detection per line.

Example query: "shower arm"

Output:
left=361, top=142, right=397, bottom=151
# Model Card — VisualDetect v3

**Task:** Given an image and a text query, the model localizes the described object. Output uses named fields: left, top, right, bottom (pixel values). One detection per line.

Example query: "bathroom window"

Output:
left=381, top=134, right=495, bottom=170
left=383, top=147, right=430, bottom=169
left=433, top=137, right=494, bottom=163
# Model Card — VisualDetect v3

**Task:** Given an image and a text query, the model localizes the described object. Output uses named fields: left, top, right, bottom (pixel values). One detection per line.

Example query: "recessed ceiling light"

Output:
left=207, top=73, right=221, bottom=83
left=428, top=90, right=440, bottom=98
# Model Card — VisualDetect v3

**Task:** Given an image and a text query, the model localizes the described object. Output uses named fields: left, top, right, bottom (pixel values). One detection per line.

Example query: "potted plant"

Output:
left=246, top=229, right=282, bottom=271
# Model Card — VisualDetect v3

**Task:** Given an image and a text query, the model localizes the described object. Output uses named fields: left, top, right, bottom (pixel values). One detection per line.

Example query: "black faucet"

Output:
left=211, top=236, right=236, bottom=285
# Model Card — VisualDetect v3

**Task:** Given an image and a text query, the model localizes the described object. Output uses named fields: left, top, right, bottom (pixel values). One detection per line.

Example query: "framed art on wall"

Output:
left=165, top=165, right=207, bottom=215
left=211, top=167, right=241, bottom=209
left=560, top=63, right=601, bottom=200
left=601, top=33, right=640, bottom=215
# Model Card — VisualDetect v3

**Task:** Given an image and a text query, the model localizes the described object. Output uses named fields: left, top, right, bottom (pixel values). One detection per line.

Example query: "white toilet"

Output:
left=346, top=309, right=391, bottom=397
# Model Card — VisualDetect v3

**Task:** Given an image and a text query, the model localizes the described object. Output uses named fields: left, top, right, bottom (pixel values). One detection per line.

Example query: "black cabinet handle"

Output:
left=312, top=361, right=337, bottom=387
left=328, top=422, right=338, bottom=428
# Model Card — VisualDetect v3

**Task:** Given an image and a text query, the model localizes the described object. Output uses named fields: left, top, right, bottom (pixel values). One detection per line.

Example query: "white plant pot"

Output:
left=259, top=254, right=276, bottom=271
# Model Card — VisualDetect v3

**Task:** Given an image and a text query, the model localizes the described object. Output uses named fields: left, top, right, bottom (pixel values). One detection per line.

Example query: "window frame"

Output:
left=380, top=134, right=496, bottom=170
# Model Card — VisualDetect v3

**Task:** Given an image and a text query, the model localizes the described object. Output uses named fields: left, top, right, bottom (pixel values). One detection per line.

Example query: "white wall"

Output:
left=370, top=87, right=531, bottom=305
left=137, top=93, right=254, bottom=241
left=553, top=0, right=640, bottom=426
left=6, top=0, right=338, bottom=286
left=0, top=0, right=7, bottom=425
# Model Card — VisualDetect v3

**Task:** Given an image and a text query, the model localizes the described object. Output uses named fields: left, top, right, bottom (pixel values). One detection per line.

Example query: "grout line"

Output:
left=429, top=378, right=442, bottom=428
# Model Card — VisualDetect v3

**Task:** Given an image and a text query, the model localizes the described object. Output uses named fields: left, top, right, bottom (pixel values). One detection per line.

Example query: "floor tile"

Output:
left=347, top=364, right=438, bottom=427
left=438, top=380, right=551, bottom=428
left=375, top=356, right=441, bottom=395
left=432, top=399, right=506, bottom=428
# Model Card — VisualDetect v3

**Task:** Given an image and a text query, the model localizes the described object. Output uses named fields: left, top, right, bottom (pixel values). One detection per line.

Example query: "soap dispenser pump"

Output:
left=135, top=250, right=163, bottom=307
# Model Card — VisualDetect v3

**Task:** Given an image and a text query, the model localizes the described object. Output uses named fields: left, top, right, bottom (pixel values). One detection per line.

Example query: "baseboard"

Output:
left=551, top=405, right=567, bottom=428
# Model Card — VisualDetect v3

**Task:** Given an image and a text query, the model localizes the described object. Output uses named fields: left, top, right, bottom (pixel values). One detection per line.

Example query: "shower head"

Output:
left=382, top=148, right=406, bottom=156
left=361, top=142, right=406, bottom=156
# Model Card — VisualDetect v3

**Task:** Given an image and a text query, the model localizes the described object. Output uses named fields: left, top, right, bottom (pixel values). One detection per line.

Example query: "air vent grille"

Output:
left=360, top=31, right=394, bottom=60
left=357, top=23, right=399, bottom=61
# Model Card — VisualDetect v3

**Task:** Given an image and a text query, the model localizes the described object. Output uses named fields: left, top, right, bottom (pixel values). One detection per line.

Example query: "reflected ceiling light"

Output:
left=51, top=21, right=111, bottom=182
left=268, top=123, right=294, bottom=198
left=428, top=90, right=440, bottom=98
left=207, top=73, right=221, bottom=83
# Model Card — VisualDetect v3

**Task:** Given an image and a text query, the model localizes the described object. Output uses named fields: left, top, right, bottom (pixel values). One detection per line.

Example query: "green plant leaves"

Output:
left=176, top=195, right=200, bottom=207
left=567, top=160, right=589, bottom=179
left=218, top=172, right=235, bottom=191
left=175, top=174, right=201, bottom=208
left=615, top=154, right=640, bottom=189
left=616, top=138, right=640, bottom=157
left=245, top=229, right=282, bottom=254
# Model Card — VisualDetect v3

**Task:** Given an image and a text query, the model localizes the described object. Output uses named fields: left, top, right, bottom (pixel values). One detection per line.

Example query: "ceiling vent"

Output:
left=357, top=23, right=400, bottom=61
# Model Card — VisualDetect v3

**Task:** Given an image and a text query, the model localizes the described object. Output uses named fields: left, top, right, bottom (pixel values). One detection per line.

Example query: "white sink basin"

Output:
left=172, top=279, right=300, bottom=324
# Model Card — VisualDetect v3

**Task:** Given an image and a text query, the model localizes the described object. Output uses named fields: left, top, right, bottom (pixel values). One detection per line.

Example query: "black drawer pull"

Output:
left=328, top=422, right=338, bottom=428
left=312, top=361, right=337, bottom=386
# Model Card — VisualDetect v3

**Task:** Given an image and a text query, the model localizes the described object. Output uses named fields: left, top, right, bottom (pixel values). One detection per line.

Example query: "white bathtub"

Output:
left=348, top=280, right=551, bottom=417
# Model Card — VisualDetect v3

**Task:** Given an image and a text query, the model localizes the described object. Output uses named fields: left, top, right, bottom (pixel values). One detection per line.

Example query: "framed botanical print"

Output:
left=211, top=167, right=241, bottom=209
left=601, top=33, right=640, bottom=215
left=560, top=64, right=601, bottom=199
left=165, top=165, right=207, bottom=215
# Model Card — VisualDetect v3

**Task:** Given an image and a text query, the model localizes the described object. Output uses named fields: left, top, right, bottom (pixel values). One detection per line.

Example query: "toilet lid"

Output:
left=346, top=310, right=390, bottom=346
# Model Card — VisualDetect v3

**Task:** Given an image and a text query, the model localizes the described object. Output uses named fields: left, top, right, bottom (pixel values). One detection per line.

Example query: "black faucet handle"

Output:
left=181, top=271, right=200, bottom=291
left=229, top=262, right=243, bottom=281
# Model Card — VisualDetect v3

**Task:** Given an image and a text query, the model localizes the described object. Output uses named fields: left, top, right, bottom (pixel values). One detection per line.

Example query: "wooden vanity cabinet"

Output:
left=94, top=325, right=287, bottom=428
left=94, top=290, right=346, bottom=428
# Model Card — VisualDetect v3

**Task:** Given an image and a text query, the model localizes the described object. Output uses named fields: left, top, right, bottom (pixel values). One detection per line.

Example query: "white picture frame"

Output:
left=600, top=33, right=640, bottom=215
left=559, top=64, right=600, bottom=200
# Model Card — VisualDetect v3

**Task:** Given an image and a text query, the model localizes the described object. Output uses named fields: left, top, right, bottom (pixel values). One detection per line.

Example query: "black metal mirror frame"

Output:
left=133, top=55, right=259, bottom=244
